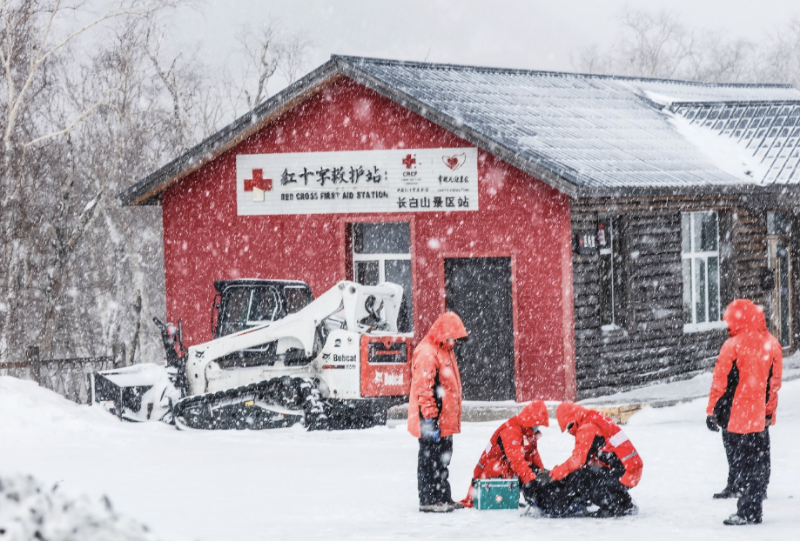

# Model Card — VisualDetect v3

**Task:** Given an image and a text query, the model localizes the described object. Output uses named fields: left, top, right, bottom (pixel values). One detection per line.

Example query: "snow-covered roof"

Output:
left=119, top=56, right=800, bottom=205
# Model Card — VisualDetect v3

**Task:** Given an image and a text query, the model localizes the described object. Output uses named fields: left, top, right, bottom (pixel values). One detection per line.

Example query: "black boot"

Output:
left=713, top=486, right=740, bottom=499
left=723, top=513, right=761, bottom=525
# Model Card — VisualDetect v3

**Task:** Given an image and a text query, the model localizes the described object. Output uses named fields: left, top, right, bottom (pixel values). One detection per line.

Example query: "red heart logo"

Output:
left=442, top=153, right=466, bottom=171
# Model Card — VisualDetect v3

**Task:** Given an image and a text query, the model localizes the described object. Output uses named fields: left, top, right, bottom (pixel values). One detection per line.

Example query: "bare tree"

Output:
left=238, top=22, right=280, bottom=109
left=574, top=7, right=761, bottom=84
left=0, top=0, right=177, bottom=361
left=758, top=19, right=800, bottom=87
left=277, top=33, right=311, bottom=85
left=144, top=17, right=204, bottom=150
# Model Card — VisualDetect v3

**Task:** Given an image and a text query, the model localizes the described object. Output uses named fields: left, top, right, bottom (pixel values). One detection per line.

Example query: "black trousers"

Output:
left=722, top=429, right=738, bottom=490
left=728, top=429, right=771, bottom=521
left=535, top=466, right=632, bottom=517
left=417, top=436, right=453, bottom=505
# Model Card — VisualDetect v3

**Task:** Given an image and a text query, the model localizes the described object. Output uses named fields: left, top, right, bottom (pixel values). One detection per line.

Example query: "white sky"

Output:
left=168, top=0, right=800, bottom=92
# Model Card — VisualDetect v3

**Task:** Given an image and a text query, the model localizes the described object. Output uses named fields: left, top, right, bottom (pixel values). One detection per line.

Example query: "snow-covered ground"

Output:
left=583, top=350, right=800, bottom=406
left=1, top=376, right=799, bottom=541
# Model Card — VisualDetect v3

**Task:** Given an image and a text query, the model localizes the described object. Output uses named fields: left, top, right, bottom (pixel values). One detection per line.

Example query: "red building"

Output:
left=121, top=56, right=800, bottom=401
left=121, top=58, right=576, bottom=402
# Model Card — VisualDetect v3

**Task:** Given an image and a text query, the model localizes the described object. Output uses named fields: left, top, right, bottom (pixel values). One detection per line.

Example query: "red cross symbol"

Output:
left=243, top=169, right=272, bottom=192
left=402, top=154, right=416, bottom=169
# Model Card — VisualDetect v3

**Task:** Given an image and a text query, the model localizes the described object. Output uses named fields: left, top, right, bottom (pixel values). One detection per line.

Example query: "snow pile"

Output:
left=667, top=112, right=769, bottom=183
left=0, top=474, right=160, bottom=541
left=0, top=377, right=118, bottom=431
left=95, top=364, right=180, bottom=422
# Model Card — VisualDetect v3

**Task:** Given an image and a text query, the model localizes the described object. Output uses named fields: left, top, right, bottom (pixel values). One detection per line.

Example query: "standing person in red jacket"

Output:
left=408, top=312, right=467, bottom=513
left=537, top=403, right=641, bottom=517
left=460, top=400, right=550, bottom=508
left=706, top=299, right=782, bottom=526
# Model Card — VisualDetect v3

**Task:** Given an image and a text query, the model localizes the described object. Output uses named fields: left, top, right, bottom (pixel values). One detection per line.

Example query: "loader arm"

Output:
left=186, top=281, right=404, bottom=395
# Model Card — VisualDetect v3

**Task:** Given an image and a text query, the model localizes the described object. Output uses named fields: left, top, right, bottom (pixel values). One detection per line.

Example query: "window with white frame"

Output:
left=682, top=211, right=721, bottom=329
left=351, top=222, right=413, bottom=333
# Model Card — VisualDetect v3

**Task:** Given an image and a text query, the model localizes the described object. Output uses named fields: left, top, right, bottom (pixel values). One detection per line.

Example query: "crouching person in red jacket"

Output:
left=536, top=403, right=642, bottom=517
left=460, top=400, right=550, bottom=508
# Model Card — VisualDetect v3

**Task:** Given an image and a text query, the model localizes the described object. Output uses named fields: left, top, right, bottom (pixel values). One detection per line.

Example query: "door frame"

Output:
left=768, top=236, right=793, bottom=349
left=439, top=252, right=520, bottom=400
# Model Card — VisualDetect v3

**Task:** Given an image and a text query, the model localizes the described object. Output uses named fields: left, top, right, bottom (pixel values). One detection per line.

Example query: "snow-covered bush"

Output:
left=0, top=474, right=160, bottom=541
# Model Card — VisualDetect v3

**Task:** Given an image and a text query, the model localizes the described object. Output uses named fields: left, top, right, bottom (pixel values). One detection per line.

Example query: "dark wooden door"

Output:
left=444, top=257, right=515, bottom=400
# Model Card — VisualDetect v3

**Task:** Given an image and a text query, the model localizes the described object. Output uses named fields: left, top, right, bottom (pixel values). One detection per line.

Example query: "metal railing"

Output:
left=0, top=345, right=125, bottom=404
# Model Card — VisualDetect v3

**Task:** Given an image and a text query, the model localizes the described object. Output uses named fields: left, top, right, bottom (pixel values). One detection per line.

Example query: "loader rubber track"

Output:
left=171, top=376, right=330, bottom=431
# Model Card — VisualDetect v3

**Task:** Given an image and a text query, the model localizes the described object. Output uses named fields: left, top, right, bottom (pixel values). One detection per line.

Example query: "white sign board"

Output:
left=236, top=147, right=478, bottom=216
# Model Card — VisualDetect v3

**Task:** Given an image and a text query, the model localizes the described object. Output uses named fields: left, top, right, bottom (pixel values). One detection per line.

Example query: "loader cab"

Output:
left=212, top=280, right=314, bottom=339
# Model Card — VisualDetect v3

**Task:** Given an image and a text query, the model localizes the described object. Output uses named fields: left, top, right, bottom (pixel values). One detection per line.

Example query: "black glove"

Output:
left=765, top=414, right=773, bottom=428
left=521, top=480, right=538, bottom=505
left=536, top=470, right=553, bottom=485
left=706, top=415, right=720, bottom=432
left=420, top=418, right=440, bottom=442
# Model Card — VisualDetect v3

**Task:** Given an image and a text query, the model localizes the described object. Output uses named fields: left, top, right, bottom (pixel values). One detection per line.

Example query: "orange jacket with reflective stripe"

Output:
left=407, top=312, right=467, bottom=438
left=707, top=299, right=783, bottom=434
left=551, top=403, right=643, bottom=488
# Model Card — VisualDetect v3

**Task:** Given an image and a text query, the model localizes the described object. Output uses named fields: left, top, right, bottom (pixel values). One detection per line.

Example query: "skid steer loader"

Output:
left=91, top=280, right=411, bottom=430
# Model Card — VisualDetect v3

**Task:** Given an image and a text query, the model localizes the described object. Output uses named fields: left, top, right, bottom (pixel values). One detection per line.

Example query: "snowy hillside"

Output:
left=0, top=376, right=798, bottom=540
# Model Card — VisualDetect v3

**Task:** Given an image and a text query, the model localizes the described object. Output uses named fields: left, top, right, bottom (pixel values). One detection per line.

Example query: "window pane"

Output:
left=249, top=288, right=278, bottom=322
left=353, top=222, right=410, bottom=254
left=284, top=286, right=313, bottom=314
left=385, top=259, right=413, bottom=332
left=699, top=212, right=718, bottom=251
left=355, top=260, right=380, bottom=286
left=218, top=288, right=251, bottom=335
left=682, top=259, right=693, bottom=324
left=708, top=257, right=720, bottom=322
left=681, top=213, right=691, bottom=253
left=695, top=258, right=707, bottom=323
left=767, top=212, right=791, bottom=236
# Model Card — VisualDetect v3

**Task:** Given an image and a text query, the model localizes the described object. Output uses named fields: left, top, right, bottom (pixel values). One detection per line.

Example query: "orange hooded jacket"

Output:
left=461, top=401, right=550, bottom=507
left=707, top=299, right=783, bottom=434
left=407, top=312, right=468, bottom=439
left=551, top=402, right=643, bottom=488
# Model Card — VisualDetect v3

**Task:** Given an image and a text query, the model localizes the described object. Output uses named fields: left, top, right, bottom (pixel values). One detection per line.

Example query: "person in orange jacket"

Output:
left=460, top=400, right=550, bottom=508
left=706, top=299, right=782, bottom=526
left=408, top=312, right=468, bottom=513
left=534, top=402, right=641, bottom=517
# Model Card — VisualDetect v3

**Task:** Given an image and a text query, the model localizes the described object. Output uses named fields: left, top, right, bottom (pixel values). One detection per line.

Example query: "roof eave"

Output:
left=576, top=182, right=800, bottom=199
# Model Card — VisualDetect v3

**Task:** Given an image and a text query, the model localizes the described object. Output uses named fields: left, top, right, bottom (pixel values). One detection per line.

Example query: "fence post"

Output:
left=112, top=343, right=126, bottom=368
left=26, top=346, right=40, bottom=385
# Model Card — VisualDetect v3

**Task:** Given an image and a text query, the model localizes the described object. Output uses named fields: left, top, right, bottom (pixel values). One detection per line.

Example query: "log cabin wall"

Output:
left=571, top=194, right=786, bottom=399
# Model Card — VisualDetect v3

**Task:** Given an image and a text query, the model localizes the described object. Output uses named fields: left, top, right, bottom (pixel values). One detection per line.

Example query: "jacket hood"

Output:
left=723, top=299, right=767, bottom=336
left=424, top=312, right=468, bottom=346
left=556, top=402, right=589, bottom=432
left=516, top=400, right=550, bottom=428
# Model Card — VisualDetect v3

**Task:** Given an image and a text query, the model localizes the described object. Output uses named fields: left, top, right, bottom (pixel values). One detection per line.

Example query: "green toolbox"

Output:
left=472, top=478, right=520, bottom=510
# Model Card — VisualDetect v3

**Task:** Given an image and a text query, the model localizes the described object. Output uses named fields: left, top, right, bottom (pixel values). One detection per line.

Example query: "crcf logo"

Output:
left=243, top=169, right=272, bottom=201
left=402, top=153, right=416, bottom=169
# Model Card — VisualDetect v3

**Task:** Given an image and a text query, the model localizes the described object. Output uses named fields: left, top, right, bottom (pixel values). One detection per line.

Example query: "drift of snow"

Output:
left=667, top=112, right=769, bottom=183
left=1, top=375, right=800, bottom=540
left=0, top=474, right=159, bottom=541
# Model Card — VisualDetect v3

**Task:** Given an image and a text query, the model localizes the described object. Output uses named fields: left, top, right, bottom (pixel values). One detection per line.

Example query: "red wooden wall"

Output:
left=161, top=77, right=576, bottom=401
